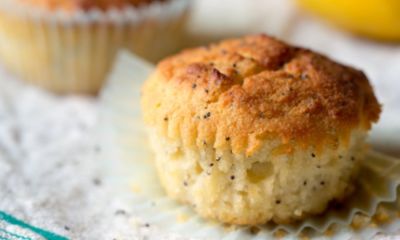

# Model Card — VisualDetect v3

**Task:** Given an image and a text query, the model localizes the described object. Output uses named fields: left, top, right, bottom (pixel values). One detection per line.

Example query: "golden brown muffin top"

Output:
left=18, top=0, right=164, bottom=11
left=142, top=34, right=381, bottom=156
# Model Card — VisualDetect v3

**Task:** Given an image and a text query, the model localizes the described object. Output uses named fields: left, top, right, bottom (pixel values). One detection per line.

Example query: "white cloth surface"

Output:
left=0, top=68, right=189, bottom=240
left=0, top=0, right=400, bottom=239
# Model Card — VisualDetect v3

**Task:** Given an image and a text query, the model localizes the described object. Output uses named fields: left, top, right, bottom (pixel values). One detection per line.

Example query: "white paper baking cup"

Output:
left=98, top=51, right=400, bottom=239
left=0, top=0, right=189, bottom=94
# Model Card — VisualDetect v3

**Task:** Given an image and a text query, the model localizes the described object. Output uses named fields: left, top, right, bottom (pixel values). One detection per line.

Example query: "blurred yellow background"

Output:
left=297, top=0, right=400, bottom=41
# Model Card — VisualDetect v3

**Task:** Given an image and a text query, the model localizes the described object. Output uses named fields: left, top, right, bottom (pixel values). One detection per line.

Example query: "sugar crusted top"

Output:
left=18, top=0, right=164, bottom=11
left=141, top=34, right=381, bottom=156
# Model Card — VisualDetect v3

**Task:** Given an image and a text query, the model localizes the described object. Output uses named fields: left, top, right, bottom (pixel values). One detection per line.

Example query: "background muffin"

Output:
left=141, top=34, right=381, bottom=225
left=0, top=0, right=189, bottom=94
left=18, top=0, right=166, bottom=11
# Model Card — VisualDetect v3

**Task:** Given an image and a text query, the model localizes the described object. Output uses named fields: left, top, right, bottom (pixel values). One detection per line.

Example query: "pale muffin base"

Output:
left=0, top=1, right=188, bottom=94
left=147, top=128, right=368, bottom=225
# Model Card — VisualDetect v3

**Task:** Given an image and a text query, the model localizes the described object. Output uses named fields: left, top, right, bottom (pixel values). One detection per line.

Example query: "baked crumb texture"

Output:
left=141, top=34, right=381, bottom=225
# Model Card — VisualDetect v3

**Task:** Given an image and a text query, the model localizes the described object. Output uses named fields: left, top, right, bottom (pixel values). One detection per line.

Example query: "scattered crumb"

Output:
left=176, top=213, right=189, bottom=223
left=324, top=225, right=336, bottom=237
left=222, top=223, right=238, bottom=232
left=129, top=218, right=140, bottom=228
left=372, top=206, right=391, bottom=224
left=294, top=209, right=302, bottom=216
left=92, top=178, right=102, bottom=186
left=249, top=226, right=260, bottom=235
left=351, top=214, right=371, bottom=230
left=350, top=205, right=396, bottom=232
left=299, top=234, right=310, bottom=240
left=114, top=209, right=127, bottom=216
left=274, top=229, right=287, bottom=239
left=131, top=184, right=141, bottom=193
left=368, top=222, right=378, bottom=228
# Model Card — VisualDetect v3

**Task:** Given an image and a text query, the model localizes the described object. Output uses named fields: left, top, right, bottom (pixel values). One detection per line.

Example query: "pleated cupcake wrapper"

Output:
left=98, top=51, right=400, bottom=239
left=0, top=0, right=189, bottom=94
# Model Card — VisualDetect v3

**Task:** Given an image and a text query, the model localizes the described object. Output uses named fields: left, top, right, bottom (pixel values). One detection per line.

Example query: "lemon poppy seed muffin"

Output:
left=141, top=34, right=381, bottom=225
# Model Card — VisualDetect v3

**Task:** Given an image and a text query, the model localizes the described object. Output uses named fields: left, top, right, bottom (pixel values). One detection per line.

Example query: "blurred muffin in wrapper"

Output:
left=0, top=0, right=189, bottom=94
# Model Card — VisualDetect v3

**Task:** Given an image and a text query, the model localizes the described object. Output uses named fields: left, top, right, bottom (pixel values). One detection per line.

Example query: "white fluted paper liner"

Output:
left=0, top=0, right=189, bottom=93
left=98, top=51, right=400, bottom=239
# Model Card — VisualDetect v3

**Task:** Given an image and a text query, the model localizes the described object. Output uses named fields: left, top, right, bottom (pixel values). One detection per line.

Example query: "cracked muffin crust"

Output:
left=141, top=34, right=381, bottom=224
left=144, top=34, right=380, bottom=156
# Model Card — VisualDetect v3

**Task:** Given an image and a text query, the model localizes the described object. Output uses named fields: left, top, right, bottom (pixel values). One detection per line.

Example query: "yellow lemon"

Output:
left=297, top=0, right=400, bottom=41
